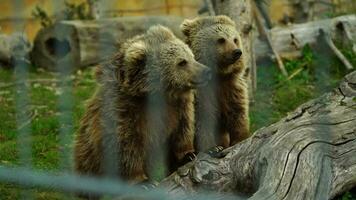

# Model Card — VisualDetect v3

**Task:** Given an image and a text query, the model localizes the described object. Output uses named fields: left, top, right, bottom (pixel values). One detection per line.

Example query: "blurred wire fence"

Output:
left=0, top=0, right=354, bottom=199
left=1, top=0, right=209, bottom=199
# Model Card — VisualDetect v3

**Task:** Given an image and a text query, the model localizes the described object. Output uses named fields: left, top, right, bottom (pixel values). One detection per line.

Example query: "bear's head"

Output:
left=180, top=15, right=243, bottom=75
left=121, top=25, right=211, bottom=96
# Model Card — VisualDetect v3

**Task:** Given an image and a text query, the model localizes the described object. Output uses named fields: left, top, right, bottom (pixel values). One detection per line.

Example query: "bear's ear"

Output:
left=180, top=19, right=195, bottom=37
left=122, top=40, right=147, bottom=88
left=125, top=40, right=147, bottom=66
left=215, top=15, right=235, bottom=26
left=147, top=25, right=175, bottom=42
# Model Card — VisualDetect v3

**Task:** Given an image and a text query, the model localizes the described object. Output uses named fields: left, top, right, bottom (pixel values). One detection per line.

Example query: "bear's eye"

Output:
left=217, top=38, right=226, bottom=44
left=234, top=38, right=238, bottom=44
left=178, top=60, right=188, bottom=67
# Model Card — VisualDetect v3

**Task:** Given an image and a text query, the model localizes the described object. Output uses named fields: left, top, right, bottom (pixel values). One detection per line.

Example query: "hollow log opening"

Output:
left=45, top=38, right=71, bottom=59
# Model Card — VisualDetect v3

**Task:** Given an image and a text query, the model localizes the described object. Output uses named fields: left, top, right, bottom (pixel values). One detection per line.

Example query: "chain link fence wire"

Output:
left=0, top=165, right=243, bottom=200
left=0, top=0, right=347, bottom=199
left=98, top=0, right=121, bottom=181
left=0, top=1, right=222, bottom=199
left=13, top=0, right=33, bottom=199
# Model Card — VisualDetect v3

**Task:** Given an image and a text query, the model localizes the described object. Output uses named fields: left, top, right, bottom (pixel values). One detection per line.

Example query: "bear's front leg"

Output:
left=225, top=103, right=250, bottom=146
left=168, top=122, right=196, bottom=172
left=118, top=136, right=149, bottom=184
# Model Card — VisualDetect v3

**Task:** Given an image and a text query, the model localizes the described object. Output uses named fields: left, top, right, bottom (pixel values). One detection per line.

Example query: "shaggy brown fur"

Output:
left=180, top=15, right=250, bottom=152
left=74, top=25, right=210, bottom=190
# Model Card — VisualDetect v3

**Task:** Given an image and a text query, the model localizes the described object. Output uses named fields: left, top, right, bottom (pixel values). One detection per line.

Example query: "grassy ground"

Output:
left=0, top=43, right=355, bottom=199
left=0, top=67, right=96, bottom=199
left=250, top=44, right=352, bottom=131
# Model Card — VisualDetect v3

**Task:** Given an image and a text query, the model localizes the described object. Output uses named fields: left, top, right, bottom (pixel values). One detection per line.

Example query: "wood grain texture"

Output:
left=160, top=71, right=356, bottom=200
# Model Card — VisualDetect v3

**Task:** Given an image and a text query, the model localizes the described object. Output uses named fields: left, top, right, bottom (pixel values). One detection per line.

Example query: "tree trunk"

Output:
left=214, top=0, right=257, bottom=96
left=255, top=15, right=356, bottom=60
left=160, top=71, right=356, bottom=200
left=0, top=33, right=31, bottom=68
left=30, top=16, right=184, bottom=71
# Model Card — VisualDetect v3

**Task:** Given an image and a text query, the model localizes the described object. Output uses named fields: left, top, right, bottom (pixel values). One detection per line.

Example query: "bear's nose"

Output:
left=232, top=49, right=242, bottom=60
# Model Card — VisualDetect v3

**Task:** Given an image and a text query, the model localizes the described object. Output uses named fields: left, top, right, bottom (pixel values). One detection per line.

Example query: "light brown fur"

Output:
left=74, top=25, right=210, bottom=192
left=180, top=15, right=250, bottom=152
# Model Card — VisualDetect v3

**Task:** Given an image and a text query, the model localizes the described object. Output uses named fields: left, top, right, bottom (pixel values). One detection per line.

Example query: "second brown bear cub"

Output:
left=180, top=15, right=250, bottom=152
left=74, top=25, right=211, bottom=185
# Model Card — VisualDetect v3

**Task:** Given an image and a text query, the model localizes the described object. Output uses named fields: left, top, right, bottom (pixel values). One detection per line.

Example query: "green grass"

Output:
left=250, top=44, right=354, bottom=132
left=337, top=190, right=356, bottom=200
left=0, top=67, right=96, bottom=199
left=0, top=43, right=355, bottom=199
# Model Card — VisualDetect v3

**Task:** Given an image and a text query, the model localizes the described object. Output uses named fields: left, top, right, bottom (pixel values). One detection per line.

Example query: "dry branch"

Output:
left=287, top=66, right=304, bottom=81
left=321, top=30, right=354, bottom=70
left=253, top=1, right=288, bottom=77
left=160, top=71, right=356, bottom=200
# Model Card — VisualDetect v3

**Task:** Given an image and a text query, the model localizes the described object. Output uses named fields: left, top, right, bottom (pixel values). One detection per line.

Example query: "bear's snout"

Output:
left=194, top=64, right=211, bottom=86
left=202, top=67, right=212, bottom=81
left=232, top=49, right=242, bottom=61
left=221, top=49, right=243, bottom=67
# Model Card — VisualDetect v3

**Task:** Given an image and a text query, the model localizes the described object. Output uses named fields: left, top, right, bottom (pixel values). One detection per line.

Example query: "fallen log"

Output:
left=0, top=33, right=31, bottom=68
left=160, top=71, right=356, bottom=200
left=30, top=14, right=356, bottom=71
left=255, top=15, right=356, bottom=60
left=30, top=16, right=184, bottom=71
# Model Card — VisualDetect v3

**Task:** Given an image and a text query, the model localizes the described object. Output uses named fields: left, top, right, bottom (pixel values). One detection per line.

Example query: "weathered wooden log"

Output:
left=30, top=16, right=184, bottom=71
left=255, top=15, right=356, bottom=60
left=0, top=33, right=31, bottom=68
left=160, top=71, right=356, bottom=200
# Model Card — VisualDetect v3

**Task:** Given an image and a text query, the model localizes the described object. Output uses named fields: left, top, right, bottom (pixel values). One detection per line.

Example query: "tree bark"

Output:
left=30, top=16, right=184, bottom=71
left=160, top=71, right=356, bottom=200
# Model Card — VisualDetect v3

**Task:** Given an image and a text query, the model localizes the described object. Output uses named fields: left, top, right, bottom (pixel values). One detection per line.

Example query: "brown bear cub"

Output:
left=74, top=25, right=211, bottom=188
left=180, top=15, right=250, bottom=153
